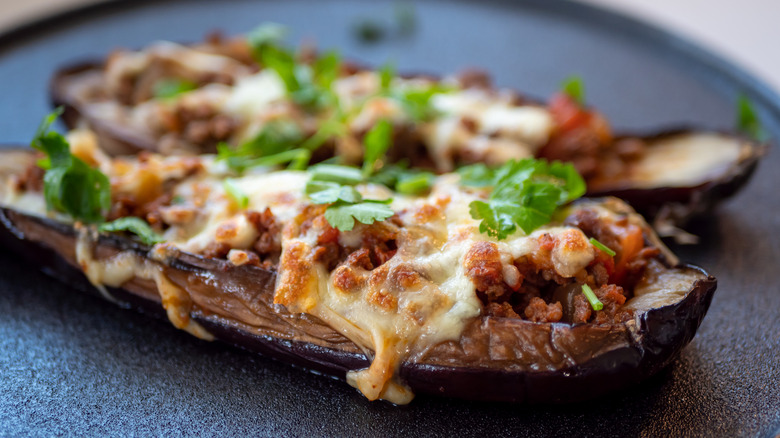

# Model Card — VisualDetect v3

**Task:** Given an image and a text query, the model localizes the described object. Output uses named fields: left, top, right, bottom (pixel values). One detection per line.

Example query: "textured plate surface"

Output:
left=0, top=0, right=778, bottom=436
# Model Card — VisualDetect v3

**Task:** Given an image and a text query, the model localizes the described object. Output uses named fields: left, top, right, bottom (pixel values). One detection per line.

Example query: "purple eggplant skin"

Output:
left=0, top=200, right=717, bottom=403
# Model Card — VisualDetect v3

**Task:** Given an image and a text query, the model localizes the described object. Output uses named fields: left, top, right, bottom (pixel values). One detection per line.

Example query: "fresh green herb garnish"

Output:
left=736, top=94, right=768, bottom=141
left=31, top=108, right=111, bottom=224
left=393, top=84, right=452, bottom=121
left=460, top=158, right=586, bottom=239
left=561, top=75, right=585, bottom=107
left=581, top=284, right=603, bottom=311
left=362, top=119, right=393, bottom=178
left=456, top=163, right=495, bottom=188
left=247, top=22, right=288, bottom=52
left=589, top=237, right=616, bottom=257
left=152, top=78, right=197, bottom=99
left=309, top=164, right=363, bottom=185
left=370, top=163, right=435, bottom=195
left=217, top=120, right=306, bottom=172
left=32, top=110, right=163, bottom=245
left=248, top=24, right=341, bottom=112
left=323, top=199, right=394, bottom=232
left=223, top=179, right=249, bottom=209
left=98, top=217, right=163, bottom=246
left=379, top=62, right=396, bottom=92
left=395, top=171, right=435, bottom=195
left=305, top=181, right=362, bottom=204
left=306, top=166, right=394, bottom=231
left=299, top=115, right=348, bottom=152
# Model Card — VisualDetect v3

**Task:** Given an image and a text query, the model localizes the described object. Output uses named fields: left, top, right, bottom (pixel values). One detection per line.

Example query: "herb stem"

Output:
left=589, top=237, right=616, bottom=257
left=581, top=284, right=603, bottom=311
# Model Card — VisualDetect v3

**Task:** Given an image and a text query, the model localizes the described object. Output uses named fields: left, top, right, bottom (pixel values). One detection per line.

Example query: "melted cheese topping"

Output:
left=1, top=148, right=600, bottom=405
left=275, top=175, right=593, bottom=403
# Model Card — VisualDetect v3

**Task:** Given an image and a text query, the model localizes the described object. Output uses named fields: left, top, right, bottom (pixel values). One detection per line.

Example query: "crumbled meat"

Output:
left=202, top=241, right=231, bottom=259
left=162, top=104, right=238, bottom=152
left=13, top=163, right=45, bottom=192
left=389, top=263, right=423, bottom=289
left=572, top=294, right=592, bottom=324
left=485, top=302, right=521, bottom=319
left=456, top=69, right=492, bottom=89
left=593, top=284, right=629, bottom=324
left=464, top=241, right=508, bottom=300
left=332, top=265, right=364, bottom=292
left=246, top=208, right=281, bottom=258
left=524, top=297, right=563, bottom=323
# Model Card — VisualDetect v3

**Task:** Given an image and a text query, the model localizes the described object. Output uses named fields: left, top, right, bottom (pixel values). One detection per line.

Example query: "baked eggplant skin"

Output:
left=0, top=202, right=717, bottom=404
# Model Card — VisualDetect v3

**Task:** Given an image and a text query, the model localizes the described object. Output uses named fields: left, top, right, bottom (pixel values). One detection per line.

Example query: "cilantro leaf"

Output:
left=306, top=181, right=362, bottom=205
left=309, top=164, right=363, bottom=185
left=31, top=109, right=111, bottom=224
left=153, top=78, right=197, bottom=99
left=395, top=171, right=434, bottom=195
left=362, top=119, right=393, bottom=178
left=463, top=158, right=585, bottom=239
left=561, top=75, right=585, bottom=106
left=469, top=200, right=516, bottom=239
left=248, top=24, right=341, bottom=113
left=223, top=178, right=249, bottom=209
left=260, top=45, right=300, bottom=93
left=217, top=120, right=305, bottom=172
left=379, top=62, right=396, bottom=91
left=457, top=163, right=495, bottom=188
left=247, top=22, right=288, bottom=53
left=736, top=94, right=768, bottom=141
left=393, top=84, right=452, bottom=121
left=324, top=200, right=394, bottom=231
left=98, top=217, right=163, bottom=246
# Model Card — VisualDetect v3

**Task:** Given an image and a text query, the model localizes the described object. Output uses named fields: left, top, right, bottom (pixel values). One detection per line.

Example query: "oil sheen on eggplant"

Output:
left=0, top=149, right=717, bottom=404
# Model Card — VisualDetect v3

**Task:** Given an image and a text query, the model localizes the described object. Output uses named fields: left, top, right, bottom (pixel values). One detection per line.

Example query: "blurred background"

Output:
left=0, top=0, right=776, bottom=93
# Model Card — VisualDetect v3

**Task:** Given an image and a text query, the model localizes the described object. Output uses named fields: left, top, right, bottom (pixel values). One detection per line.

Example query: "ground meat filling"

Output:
left=468, top=207, right=659, bottom=324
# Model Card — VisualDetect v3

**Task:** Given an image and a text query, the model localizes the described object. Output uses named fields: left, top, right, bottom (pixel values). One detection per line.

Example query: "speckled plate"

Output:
left=0, top=1, right=778, bottom=436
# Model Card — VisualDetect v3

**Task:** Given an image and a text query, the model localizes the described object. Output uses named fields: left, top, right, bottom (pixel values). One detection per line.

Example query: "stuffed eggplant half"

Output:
left=51, top=31, right=765, bottom=234
left=0, top=118, right=716, bottom=404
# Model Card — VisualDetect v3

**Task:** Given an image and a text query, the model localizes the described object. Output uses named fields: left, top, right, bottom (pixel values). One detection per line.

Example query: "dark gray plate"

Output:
left=0, top=1, right=778, bottom=436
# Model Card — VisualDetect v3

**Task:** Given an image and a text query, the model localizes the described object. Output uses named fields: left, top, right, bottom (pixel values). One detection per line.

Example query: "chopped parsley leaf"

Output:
left=460, top=158, right=586, bottom=239
left=736, top=94, right=768, bottom=141
left=323, top=199, right=394, bottom=231
left=152, top=78, right=197, bottom=99
left=561, top=75, right=585, bottom=107
left=217, top=120, right=305, bottom=172
left=223, top=178, right=249, bottom=209
left=98, top=217, right=163, bottom=246
left=362, top=119, right=393, bottom=178
left=31, top=108, right=110, bottom=224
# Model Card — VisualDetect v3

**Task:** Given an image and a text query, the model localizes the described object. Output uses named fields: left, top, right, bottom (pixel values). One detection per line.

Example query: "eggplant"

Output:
left=0, top=149, right=717, bottom=403
left=588, top=129, right=766, bottom=241
left=50, top=59, right=766, bottom=236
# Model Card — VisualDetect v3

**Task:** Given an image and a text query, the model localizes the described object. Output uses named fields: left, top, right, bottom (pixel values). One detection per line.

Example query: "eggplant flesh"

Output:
left=51, top=61, right=766, bottom=233
left=0, top=157, right=717, bottom=403
left=589, top=129, right=766, bottom=240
